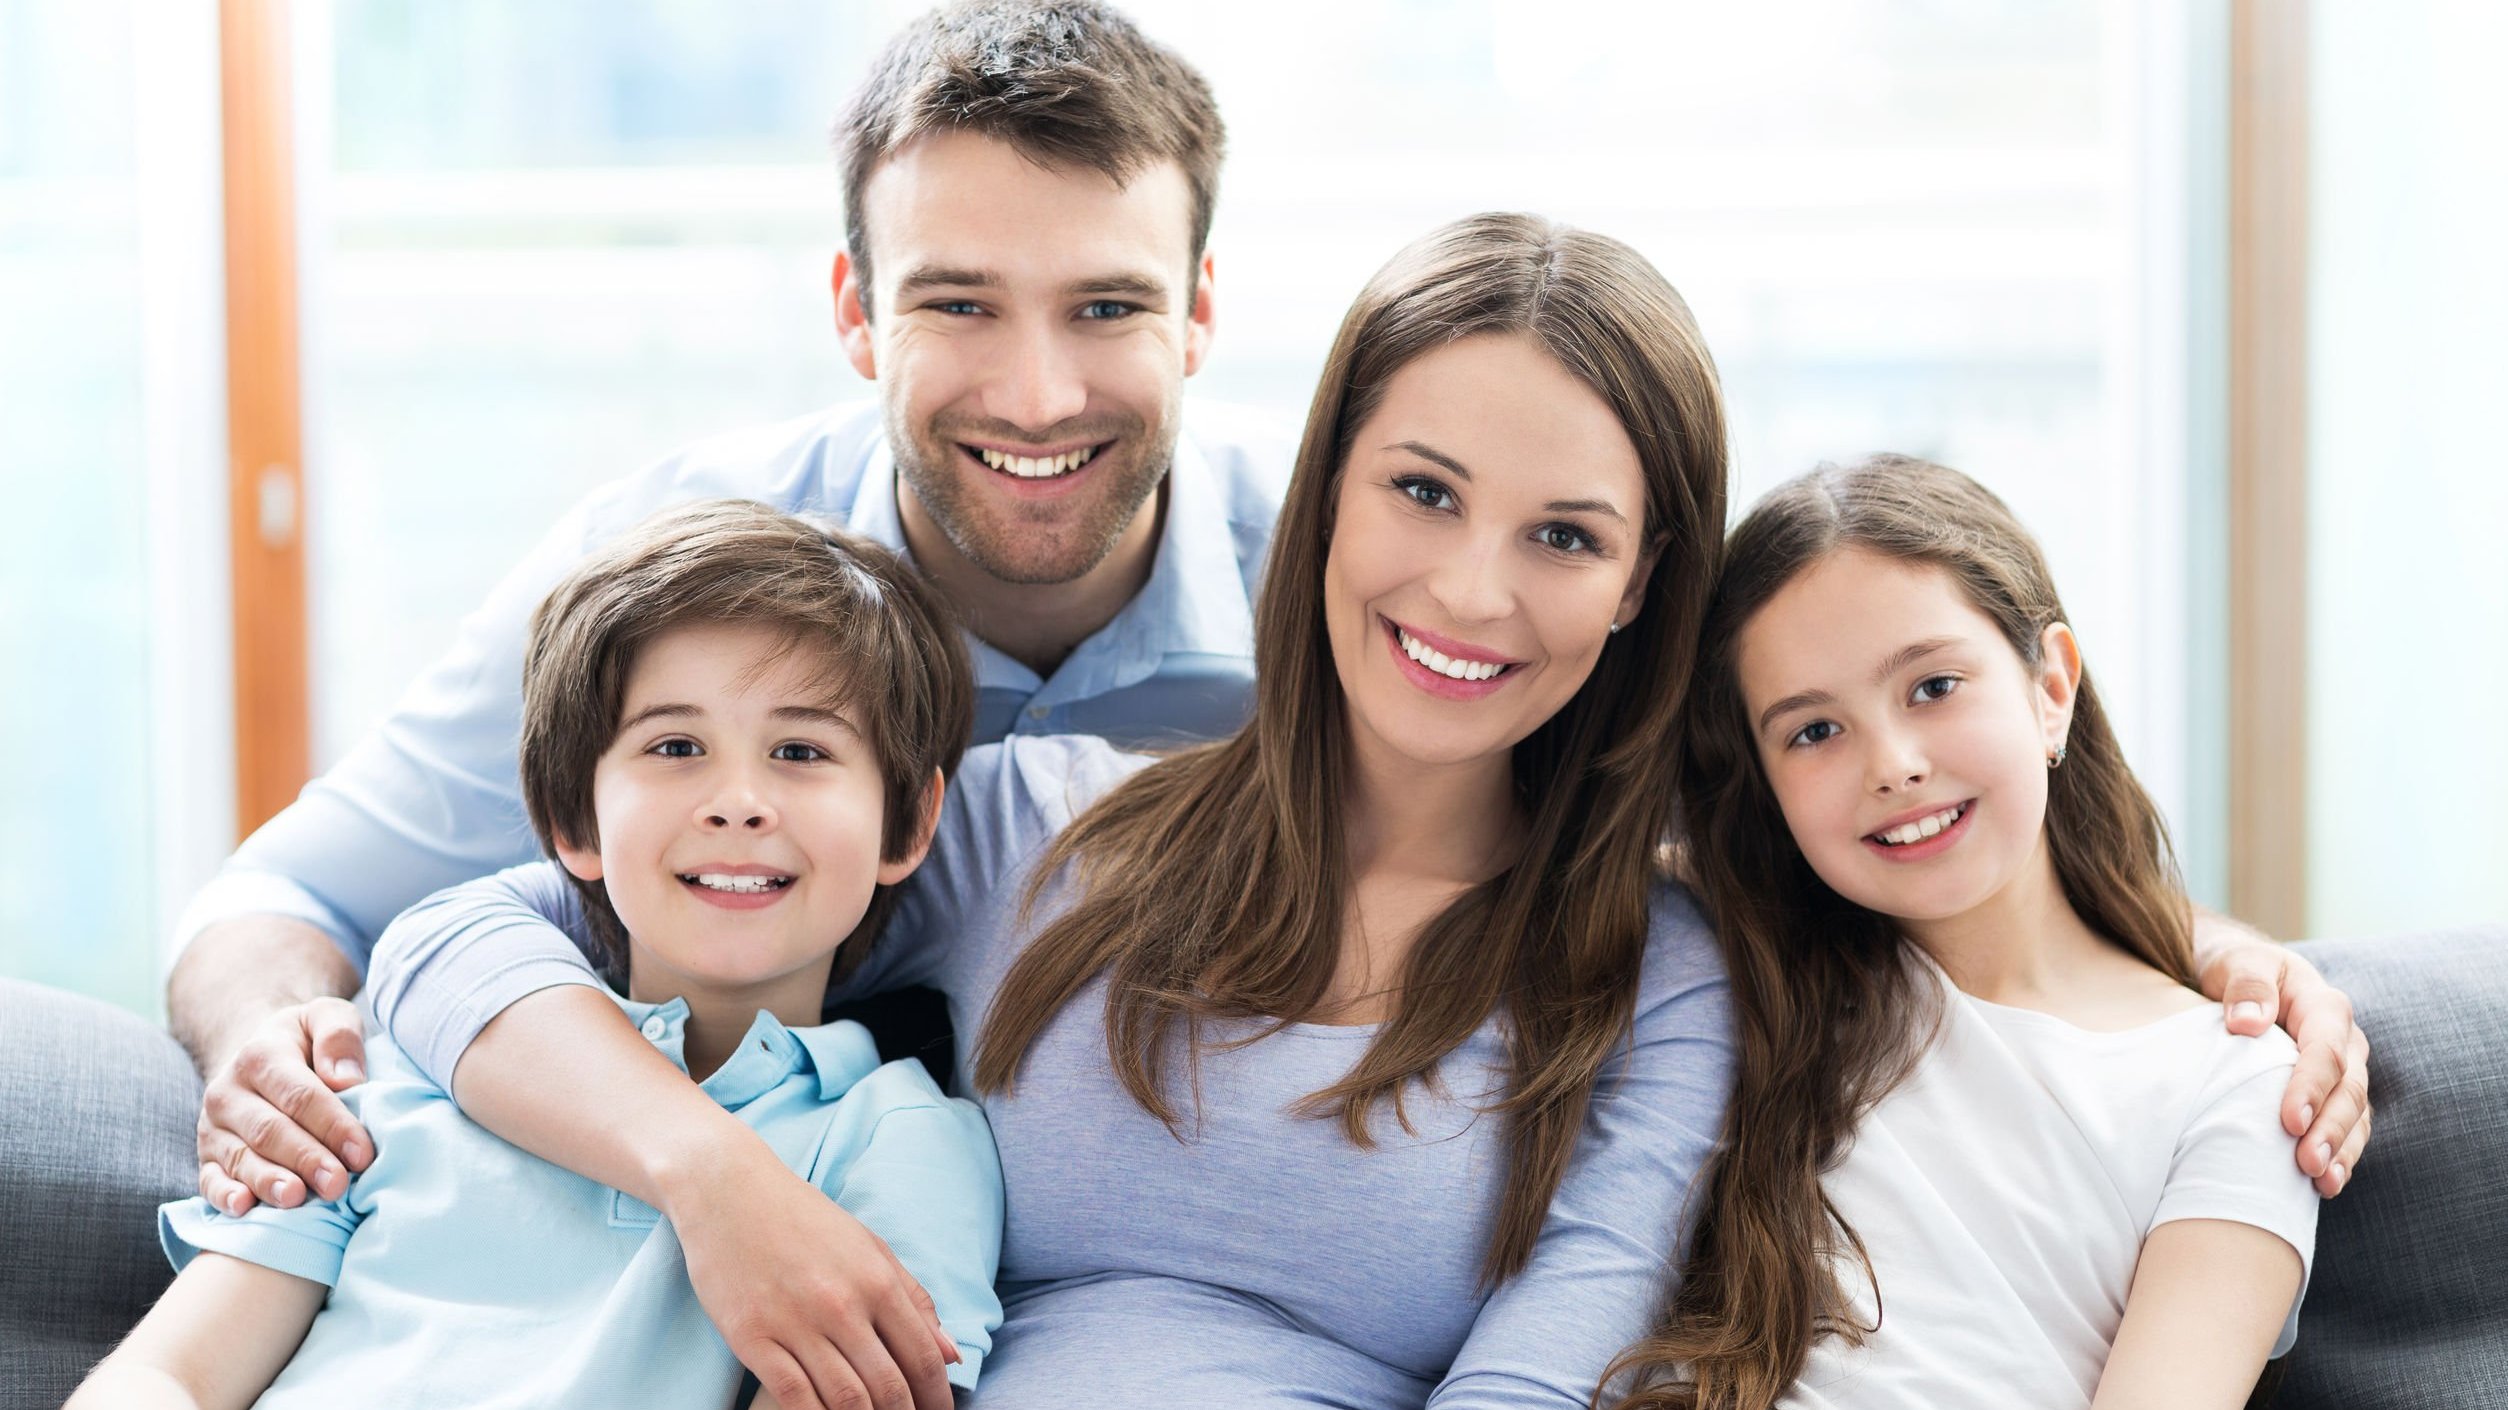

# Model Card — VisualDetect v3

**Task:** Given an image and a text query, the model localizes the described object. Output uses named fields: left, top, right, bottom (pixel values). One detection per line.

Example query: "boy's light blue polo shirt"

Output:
left=172, top=397, right=1293, bottom=973
left=159, top=992, right=1005, bottom=1409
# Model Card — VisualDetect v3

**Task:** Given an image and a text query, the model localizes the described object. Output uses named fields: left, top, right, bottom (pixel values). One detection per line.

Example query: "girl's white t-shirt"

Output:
left=1782, top=964, right=2320, bottom=1409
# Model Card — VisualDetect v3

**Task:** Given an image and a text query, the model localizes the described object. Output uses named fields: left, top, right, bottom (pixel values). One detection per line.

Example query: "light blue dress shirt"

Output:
left=173, top=399, right=1293, bottom=972
left=366, top=737, right=1736, bottom=1409
left=159, top=990, right=1005, bottom=1409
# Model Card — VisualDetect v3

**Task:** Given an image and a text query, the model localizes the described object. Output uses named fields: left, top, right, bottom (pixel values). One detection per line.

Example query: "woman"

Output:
left=346, top=212, right=1736, bottom=1408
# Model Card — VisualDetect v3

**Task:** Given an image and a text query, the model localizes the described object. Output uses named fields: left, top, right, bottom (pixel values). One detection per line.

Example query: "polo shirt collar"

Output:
left=618, top=994, right=883, bottom=1108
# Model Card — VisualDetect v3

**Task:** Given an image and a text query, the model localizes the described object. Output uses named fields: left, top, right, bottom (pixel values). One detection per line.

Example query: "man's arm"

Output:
left=2191, top=908, right=2374, bottom=1197
left=172, top=916, right=373, bottom=1214
left=64, top=1251, right=328, bottom=1410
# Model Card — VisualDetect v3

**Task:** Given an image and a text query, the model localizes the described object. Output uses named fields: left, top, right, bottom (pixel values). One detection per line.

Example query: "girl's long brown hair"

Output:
left=1605, top=455, right=2196, bottom=1408
left=972, top=212, right=1728, bottom=1286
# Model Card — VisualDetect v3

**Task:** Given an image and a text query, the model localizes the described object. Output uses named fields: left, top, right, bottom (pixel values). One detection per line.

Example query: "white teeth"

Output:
left=686, top=873, right=789, bottom=893
left=1396, top=627, right=1506, bottom=682
left=1874, top=804, right=1966, bottom=847
left=976, top=445, right=1096, bottom=478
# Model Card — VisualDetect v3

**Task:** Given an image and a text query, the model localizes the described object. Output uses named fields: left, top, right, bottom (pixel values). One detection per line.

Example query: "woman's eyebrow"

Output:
left=1386, top=441, right=1630, bottom=524
left=1387, top=439, right=1473, bottom=479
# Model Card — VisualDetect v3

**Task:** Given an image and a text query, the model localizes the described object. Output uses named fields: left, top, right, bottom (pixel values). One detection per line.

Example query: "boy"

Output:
left=72, top=499, right=998, bottom=1409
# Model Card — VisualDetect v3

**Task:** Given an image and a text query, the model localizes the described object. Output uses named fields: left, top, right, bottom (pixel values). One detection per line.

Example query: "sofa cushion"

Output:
left=2270, top=928, right=2508, bottom=1409
left=0, top=979, right=201, bottom=1409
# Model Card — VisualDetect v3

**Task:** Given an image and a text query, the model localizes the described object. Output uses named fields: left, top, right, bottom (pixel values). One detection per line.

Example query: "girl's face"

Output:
left=1321, top=333, right=1656, bottom=778
left=1736, top=548, right=2079, bottom=931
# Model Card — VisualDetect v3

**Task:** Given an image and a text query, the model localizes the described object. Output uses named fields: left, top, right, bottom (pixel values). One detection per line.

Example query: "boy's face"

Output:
left=554, top=620, right=928, bottom=1014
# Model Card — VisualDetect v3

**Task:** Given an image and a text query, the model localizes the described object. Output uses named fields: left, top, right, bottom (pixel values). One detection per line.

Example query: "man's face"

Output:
left=837, top=130, right=1216, bottom=586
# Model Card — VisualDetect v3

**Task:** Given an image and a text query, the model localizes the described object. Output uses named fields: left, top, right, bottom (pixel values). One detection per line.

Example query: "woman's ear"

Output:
left=2037, top=621, right=2083, bottom=754
left=876, top=768, right=947, bottom=886
left=1611, top=538, right=1665, bottom=633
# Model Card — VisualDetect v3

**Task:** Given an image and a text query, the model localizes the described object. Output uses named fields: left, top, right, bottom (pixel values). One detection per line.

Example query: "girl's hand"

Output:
left=668, top=1138, right=958, bottom=1410
left=2197, top=922, right=2372, bottom=1198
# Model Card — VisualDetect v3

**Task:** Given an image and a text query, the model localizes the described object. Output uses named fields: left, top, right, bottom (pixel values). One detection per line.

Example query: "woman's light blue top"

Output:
left=368, top=735, right=1734, bottom=1408
left=160, top=993, right=1004, bottom=1409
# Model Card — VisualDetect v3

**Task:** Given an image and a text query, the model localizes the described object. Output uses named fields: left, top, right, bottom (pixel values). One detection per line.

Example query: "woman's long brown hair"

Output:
left=1604, top=456, right=2197, bottom=1408
left=971, top=212, right=1728, bottom=1286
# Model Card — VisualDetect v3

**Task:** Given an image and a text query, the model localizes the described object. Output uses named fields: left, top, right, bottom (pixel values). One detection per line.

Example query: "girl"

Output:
left=1608, top=456, right=2317, bottom=1409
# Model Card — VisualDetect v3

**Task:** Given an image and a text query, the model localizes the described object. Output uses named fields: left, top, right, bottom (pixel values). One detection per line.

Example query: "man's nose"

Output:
left=983, top=319, right=1089, bottom=432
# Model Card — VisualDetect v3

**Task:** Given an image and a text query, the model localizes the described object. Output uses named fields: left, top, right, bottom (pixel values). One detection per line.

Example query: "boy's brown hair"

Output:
left=835, top=0, right=1226, bottom=316
left=519, top=498, right=974, bottom=985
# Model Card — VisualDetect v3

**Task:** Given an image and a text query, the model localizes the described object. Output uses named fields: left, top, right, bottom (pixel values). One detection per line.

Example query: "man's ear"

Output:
left=833, top=250, right=877, bottom=381
left=1181, top=250, right=1218, bottom=377
left=554, top=831, right=603, bottom=884
left=876, top=767, right=947, bottom=886
left=2037, top=621, right=2084, bottom=752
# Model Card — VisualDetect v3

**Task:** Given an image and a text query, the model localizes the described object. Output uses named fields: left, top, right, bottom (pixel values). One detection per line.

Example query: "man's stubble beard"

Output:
left=889, top=404, right=1175, bottom=587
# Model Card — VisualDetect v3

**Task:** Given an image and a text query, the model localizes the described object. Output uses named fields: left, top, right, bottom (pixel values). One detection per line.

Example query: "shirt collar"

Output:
left=844, top=436, right=908, bottom=551
left=615, top=994, right=883, bottom=1108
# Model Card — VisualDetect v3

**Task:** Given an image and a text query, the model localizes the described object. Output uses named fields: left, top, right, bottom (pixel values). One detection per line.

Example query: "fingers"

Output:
left=2212, top=949, right=2282, bottom=1036
left=907, top=1277, right=959, bottom=1367
left=302, top=997, right=372, bottom=1095
left=2278, top=1034, right=2344, bottom=1138
left=2322, top=1104, right=2371, bottom=1197
left=196, top=1157, right=256, bottom=1216
left=749, top=1341, right=837, bottom=1410
left=826, top=1312, right=919, bottom=1410
left=873, top=1286, right=956, bottom=1408
left=2296, top=1043, right=2372, bottom=1195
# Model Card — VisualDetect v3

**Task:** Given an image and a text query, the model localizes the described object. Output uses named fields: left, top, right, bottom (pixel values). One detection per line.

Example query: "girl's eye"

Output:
left=1537, top=523, right=1599, bottom=555
left=770, top=742, right=828, bottom=764
left=1787, top=720, right=1840, bottom=749
left=1911, top=675, right=1961, bottom=704
left=650, top=738, right=700, bottom=759
left=1393, top=474, right=1456, bottom=512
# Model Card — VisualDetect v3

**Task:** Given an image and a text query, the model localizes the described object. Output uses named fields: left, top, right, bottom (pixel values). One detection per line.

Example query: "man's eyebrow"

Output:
left=895, top=264, right=1001, bottom=295
left=618, top=702, right=701, bottom=732
left=1067, top=273, right=1169, bottom=299
left=772, top=704, right=863, bottom=739
left=1387, top=440, right=1472, bottom=480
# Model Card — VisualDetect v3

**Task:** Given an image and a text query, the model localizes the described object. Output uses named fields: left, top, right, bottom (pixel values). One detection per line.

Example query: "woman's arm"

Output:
left=2090, top=1219, right=2305, bottom=1410
left=65, top=1253, right=326, bottom=1410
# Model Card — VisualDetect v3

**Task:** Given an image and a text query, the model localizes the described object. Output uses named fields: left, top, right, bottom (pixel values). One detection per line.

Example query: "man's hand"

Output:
left=2196, top=918, right=2372, bottom=1198
left=667, top=1131, right=958, bottom=1410
left=196, top=997, right=374, bottom=1214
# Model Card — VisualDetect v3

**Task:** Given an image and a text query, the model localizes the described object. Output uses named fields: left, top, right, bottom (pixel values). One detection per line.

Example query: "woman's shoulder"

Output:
left=1630, top=879, right=1732, bottom=1035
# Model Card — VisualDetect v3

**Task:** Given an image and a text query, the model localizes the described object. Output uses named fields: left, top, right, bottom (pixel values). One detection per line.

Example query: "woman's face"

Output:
left=1322, top=333, right=1656, bottom=777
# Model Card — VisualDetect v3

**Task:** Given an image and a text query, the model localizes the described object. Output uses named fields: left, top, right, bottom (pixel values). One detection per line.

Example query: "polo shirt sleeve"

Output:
left=811, top=1064, right=1007, bottom=1391
left=1426, top=885, right=1736, bottom=1409
left=160, top=1189, right=362, bottom=1290
left=364, top=860, right=609, bottom=1094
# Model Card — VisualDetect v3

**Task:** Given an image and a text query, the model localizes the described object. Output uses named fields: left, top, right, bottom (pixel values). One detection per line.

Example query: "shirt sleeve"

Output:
left=160, top=1183, right=362, bottom=1289
left=1427, top=885, right=1735, bottom=1409
left=2150, top=1036, right=2321, bottom=1358
left=814, top=1067, right=1008, bottom=1392
left=363, top=861, right=610, bottom=1093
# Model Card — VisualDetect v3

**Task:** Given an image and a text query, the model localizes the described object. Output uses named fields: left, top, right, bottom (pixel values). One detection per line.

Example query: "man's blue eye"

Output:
left=1912, top=675, right=1960, bottom=704
left=1080, top=300, right=1137, bottom=320
left=933, top=300, right=982, bottom=316
left=1395, top=475, right=1454, bottom=511
left=1788, top=720, right=1839, bottom=748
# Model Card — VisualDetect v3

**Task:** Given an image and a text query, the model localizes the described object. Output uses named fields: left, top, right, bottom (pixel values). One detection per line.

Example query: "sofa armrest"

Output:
left=2270, top=927, right=2508, bottom=1409
left=0, top=978, right=203, bottom=1409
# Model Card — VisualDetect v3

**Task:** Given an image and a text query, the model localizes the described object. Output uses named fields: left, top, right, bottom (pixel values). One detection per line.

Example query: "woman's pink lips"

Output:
left=1859, top=799, right=1976, bottom=862
left=1381, top=617, right=1518, bottom=701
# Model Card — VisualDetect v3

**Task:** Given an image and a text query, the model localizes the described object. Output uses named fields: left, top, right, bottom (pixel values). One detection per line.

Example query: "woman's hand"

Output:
left=666, top=1138, right=959, bottom=1410
left=195, top=998, right=374, bottom=1214
left=2197, top=922, right=2373, bottom=1197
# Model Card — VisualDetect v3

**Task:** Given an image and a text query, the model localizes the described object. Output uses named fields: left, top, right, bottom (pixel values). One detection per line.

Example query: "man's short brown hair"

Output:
left=835, top=0, right=1225, bottom=316
left=519, top=498, right=974, bottom=984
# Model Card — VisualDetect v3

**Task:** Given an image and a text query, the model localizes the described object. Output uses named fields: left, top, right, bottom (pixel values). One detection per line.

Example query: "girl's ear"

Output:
left=2036, top=621, right=2083, bottom=755
left=876, top=767, right=948, bottom=886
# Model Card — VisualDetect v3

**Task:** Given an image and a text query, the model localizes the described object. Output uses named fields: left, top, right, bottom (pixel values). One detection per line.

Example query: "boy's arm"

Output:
left=66, top=1252, right=327, bottom=1410
left=2191, top=908, right=2374, bottom=1196
left=2089, top=1218, right=2305, bottom=1410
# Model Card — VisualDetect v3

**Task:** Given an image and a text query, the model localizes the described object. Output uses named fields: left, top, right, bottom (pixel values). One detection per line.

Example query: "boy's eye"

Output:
left=1911, top=675, right=1961, bottom=704
left=770, top=742, right=828, bottom=764
left=650, top=738, right=700, bottom=759
left=1393, top=474, right=1455, bottom=512
left=1787, top=719, right=1840, bottom=749
left=1536, top=523, right=1599, bottom=555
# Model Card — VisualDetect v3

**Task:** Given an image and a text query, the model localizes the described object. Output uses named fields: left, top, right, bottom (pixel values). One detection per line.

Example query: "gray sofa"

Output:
left=4, top=930, right=2503, bottom=1408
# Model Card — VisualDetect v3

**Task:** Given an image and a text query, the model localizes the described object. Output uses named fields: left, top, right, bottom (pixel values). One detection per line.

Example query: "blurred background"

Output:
left=4, top=0, right=2501, bottom=1019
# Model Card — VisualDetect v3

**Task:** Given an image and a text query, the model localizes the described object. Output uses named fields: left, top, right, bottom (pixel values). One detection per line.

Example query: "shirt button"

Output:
left=641, top=1015, right=668, bottom=1040
left=1026, top=705, right=1049, bottom=721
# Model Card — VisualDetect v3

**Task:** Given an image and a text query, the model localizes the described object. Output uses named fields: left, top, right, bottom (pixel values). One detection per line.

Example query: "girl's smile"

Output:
left=1859, top=797, right=1978, bottom=862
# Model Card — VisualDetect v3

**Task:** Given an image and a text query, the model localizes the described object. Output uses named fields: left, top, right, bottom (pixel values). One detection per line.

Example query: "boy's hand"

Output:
left=2199, top=934, right=2373, bottom=1198
left=197, top=998, right=374, bottom=1214
left=672, top=1140, right=957, bottom=1410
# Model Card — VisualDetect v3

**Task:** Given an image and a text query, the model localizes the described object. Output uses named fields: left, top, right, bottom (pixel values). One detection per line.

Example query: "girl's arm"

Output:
left=2090, top=1218, right=2305, bottom=1410
left=65, top=1253, right=326, bottom=1410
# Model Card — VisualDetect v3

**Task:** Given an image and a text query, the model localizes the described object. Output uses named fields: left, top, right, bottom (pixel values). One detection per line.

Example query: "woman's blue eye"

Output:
left=1394, top=475, right=1455, bottom=511
left=771, top=742, right=827, bottom=763
left=1912, top=675, right=1961, bottom=704
left=1538, top=524, right=1598, bottom=555
left=1787, top=720, right=1839, bottom=748
left=651, top=738, right=700, bottom=759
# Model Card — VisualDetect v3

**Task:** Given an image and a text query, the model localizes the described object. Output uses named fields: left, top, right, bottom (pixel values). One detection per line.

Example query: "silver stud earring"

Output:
left=2047, top=744, right=2068, bottom=769
left=1606, top=620, right=1622, bottom=635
